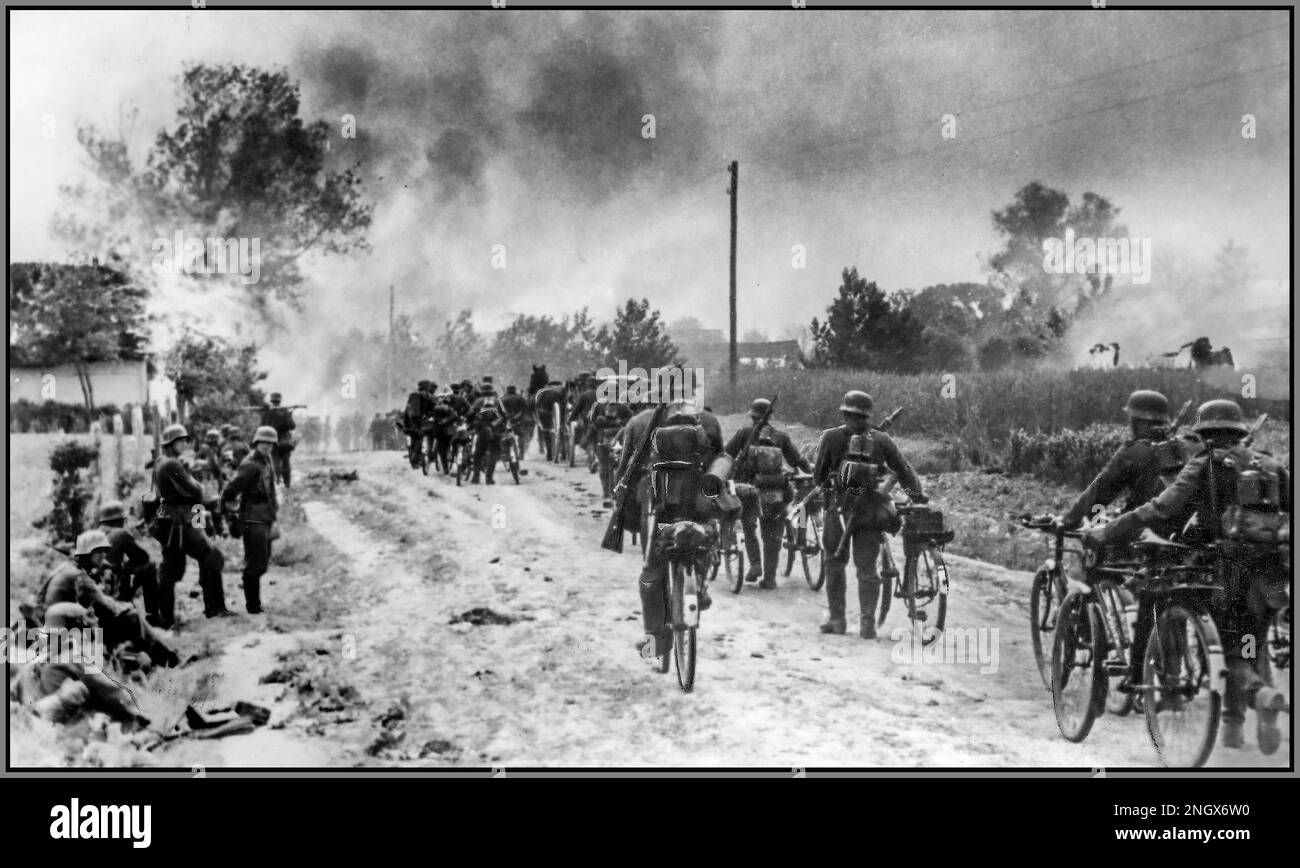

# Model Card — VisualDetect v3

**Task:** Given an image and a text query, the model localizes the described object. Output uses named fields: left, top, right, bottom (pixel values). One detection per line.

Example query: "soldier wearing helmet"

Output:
left=10, top=603, right=150, bottom=727
left=259, top=392, right=298, bottom=488
left=811, top=390, right=924, bottom=638
left=220, top=423, right=250, bottom=473
left=221, top=426, right=281, bottom=614
left=95, top=500, right=161, bottom=626
left=1089, top=399, right=1290, bottom=754
left=1060, top=390, right=1188, bottom=530
left=33, top=531, right=179, bottom=666
left=724, top=398, right=812, bottom=589
left=150, top=423, right=231, bottom=621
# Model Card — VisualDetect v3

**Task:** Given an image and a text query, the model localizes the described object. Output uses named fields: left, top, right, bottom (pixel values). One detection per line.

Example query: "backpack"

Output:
left=836, top=431, right=880, bottom=494
left=652, top=424, right=711, bottom=508
left=1210, top=445, right=1287, bottom=544
left=748, top=443, right=784, bottom=476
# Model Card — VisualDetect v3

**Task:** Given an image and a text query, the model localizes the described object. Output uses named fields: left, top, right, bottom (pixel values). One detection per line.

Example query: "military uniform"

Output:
left=1063, top=434, right=1185, bottom=528
left=221, top=439, right=279, bottom=614
left=260, top=400, right=297, bottom=487
left=151, top=450, right=228, bottom=621
left=812, top=422, right=922, bottom=635
left=725, top=422, right=812, bottom=587
left=38, top=558, right=178, bottom=666
left=590, top=401, right=634, bottom=499
left=468, top=392, right=507, bottom=484
left=11, top=604, right=145, bottom=726
left=1095, top=404, right=1290, bottom=752
left=637, top=405, right=726, bottom=656
left=102, top=526, right=160, bottom=624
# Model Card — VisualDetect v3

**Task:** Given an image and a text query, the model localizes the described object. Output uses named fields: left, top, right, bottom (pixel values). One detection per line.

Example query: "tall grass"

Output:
left=712, top=366, right=1288, bottom=448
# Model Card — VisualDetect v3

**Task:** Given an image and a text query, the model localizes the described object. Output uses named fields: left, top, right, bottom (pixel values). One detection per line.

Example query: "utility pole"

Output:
left=728, top=160, right=738, bottom=394
left=387, top=285, right=394, bottom=410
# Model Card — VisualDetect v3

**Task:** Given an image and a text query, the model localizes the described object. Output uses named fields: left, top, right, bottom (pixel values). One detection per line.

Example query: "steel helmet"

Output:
left=220, top=424, right=235, bottom=437
left=269, top=392, right=283, bottom=405
left=74, top=530, right=112, bottom=557
left=43, top=602, right=96, bottom=630
left=749, top=398, right=772, bottom=416
left=205, top=428, right=221, bottom=442
left=254, top=425, right=279, bottom=445
left=839, top=391, right=874, bottom=417
left=1192, top=399, right=1248, bottom=435
left=160, top=424, right=189, bottom=446
left=1123, top=390, right=1171, bottom=422
left=96, top=500, right=127, bottom=524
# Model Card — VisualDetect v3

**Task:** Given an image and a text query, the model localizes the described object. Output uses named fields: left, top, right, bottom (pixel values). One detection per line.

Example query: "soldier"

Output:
left=10, top=603, right=149, bottom=728
left=812, top=391, right=924, bottom=638
left=468, top=381, right=507, bottom=484
left=589, top=378, right=635, bottom=505
left=725, top=398, right=813, bottom=589
left=259, top=393, right=298, bottom=488
left=633, top=384, right=725, bottom=662
left=221, top=426, right=279, bottom=615
left=36, top=530, right=179, bottom=666
left=1057, top=389, right=1188, bottom=695
left=220, top=423, right=251, bottom=473
left=149, top=423, right=232, bottom=621
left=190, top=428, right=227, bottom=537
left=1087, top=400, right=1290, bottom=753
left=96, top=500, right=161, bottom=627
left=369, top=412, right=387, bottom=451
left=1060, top=391, right=1187, bottom=530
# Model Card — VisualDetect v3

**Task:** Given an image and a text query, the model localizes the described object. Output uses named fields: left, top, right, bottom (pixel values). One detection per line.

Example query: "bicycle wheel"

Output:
left=1051, top=591, right=1107, bottom=742
left=783, top=520, right=797, bottom=578
left=877, top=535, right=897, bottom=626
left=670, top=561, right=697, bottom=692
left=903, top=543, right=948, bottom=646
left=568, top=425, right=577, bottom=468
left=1030, top=567, right=1065, bottom=691
left=802, top=512, right=825, bottom=591
left=1143, top=602, right=1223, bottom=768
left=640, top=495, right=654, bottom=559
left=420, top=439, right=430, bottom=476
left=510, top=449, right=520, bottom=485
left=724, top=521, right=745, bottom=595
left=1267, top=604, right=1290, bottom=672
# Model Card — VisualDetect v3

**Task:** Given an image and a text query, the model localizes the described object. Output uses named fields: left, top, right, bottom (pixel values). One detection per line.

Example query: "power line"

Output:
left=746, top=23, right=1287, bottom=172
left=752, top=59, right=1289, bottom=191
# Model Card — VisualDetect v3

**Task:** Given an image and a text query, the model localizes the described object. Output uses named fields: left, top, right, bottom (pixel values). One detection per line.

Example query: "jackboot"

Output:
left=821, top=563, right=847, bottom=633
left=1221, top=720, right=1244, bottom=749
left=156, top=580, right=177, bottom=630
left=1254, top=686, right=1287, bottom=756
left=744, top=536, right=763, bottom=582
left=858, top=580, right=881, bottom=639
left=759, top=532, right=781, bottom=589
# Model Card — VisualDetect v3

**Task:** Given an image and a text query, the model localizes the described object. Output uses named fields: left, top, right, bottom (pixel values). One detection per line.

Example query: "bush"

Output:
left=9, top=400, right=132, bottom=434
left=38, top=440, right=100, bottom=545
left=1006, top=424, right=1127, bottom=488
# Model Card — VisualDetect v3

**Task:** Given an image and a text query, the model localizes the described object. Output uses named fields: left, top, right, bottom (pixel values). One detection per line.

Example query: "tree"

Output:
left=165, top=329, right=268, bottom=429
left=590, top=298, right=681, bottom=370
left=8, top=262, right=150, bottom=410
left=491, top=309, right=604, bottom=386
left=56, top=64, right=373, bottom=316
left=809, top=268, right=926, bottom=372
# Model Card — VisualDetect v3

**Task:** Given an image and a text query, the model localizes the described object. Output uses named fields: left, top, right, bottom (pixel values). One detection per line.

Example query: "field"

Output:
left=709, top=365, right=1289, bottom=452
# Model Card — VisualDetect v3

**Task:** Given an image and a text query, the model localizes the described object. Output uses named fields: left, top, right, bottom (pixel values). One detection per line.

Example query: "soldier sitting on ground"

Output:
left=96, top=500, right=162, bottom=627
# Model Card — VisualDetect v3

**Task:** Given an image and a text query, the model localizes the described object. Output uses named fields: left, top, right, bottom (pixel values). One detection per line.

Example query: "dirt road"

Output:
left=164, top=443, right=1287, bottom=769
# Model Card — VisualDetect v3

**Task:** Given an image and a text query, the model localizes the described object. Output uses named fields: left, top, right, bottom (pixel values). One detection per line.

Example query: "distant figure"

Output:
left=1183, top=336, right=1235, bottom=370
left=1088, top=342, right=1121, bottom=368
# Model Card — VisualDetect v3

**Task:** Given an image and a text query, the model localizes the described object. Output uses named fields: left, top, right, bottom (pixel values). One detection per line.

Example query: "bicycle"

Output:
left=453, top=427, right=475, bottom=486
left=1050, top=536, right=1151, bottom=742
left=783, top=472, right=825, bottom=591
left=498, top=425, right=522, bottom=484
left=891, top=500, right=953, bottom=646
left=1123, top=537, right=1228, bottom=768
left=1021, top=514, right=1077, bottom=690
left=653, top=520, right=717, bottom=692
left=709, top=512, right=746, bottom=595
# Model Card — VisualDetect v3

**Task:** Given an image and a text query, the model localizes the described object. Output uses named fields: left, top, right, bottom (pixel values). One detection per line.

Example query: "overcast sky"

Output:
left=9, top=9, right=1290, bottom=382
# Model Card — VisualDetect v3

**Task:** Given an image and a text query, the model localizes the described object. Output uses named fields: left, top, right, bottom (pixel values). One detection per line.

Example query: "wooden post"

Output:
left=728, top=161, right=739, bottom=396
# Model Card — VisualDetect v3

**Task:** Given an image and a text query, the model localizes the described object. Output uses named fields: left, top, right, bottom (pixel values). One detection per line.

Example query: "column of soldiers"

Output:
left=397, top=376, right=530, bottom=484
left=611, top=383, right=1288, bottom=757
